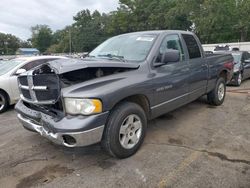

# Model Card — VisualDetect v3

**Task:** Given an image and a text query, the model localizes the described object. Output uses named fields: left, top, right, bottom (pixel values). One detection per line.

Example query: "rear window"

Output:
left=182, top=34, right=201, bottom=59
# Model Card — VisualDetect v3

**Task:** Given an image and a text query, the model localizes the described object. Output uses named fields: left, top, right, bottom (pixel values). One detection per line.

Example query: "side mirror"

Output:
left=161, top=49, right=180, bottom=64
left=15, top=68, right=26, bottom=75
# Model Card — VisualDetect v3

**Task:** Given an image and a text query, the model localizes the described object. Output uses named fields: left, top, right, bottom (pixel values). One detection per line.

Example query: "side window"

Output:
left=242, top=52, right=250, bottom=61
left=182, top=34, right=201, bottom=59
left=157, top=34, right=185, bottom=62
left=247, top=52, right=250, bottom=60
left=242, top=53, right=246, bottom=62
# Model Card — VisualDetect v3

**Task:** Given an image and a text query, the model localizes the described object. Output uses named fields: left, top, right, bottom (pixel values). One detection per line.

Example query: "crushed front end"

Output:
left=15, top=64, right=108, bottom=147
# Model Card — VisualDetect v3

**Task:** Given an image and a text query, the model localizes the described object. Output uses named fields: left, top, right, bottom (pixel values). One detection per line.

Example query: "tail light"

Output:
left=224, top=61, right=234, bottom=70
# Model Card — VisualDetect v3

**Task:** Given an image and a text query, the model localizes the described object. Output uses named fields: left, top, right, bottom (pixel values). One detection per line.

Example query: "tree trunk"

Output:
left=240, top=28, right=248, bottom=42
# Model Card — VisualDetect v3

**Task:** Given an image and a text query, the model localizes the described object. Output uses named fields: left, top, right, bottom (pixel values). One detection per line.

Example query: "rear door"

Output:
left=182, top=34, right=208, bottom=101
left=150, top=34, right=190, bottom=118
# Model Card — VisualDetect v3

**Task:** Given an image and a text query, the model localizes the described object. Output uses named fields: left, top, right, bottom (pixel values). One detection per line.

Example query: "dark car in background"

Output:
left=230, top=51, right=250, bottom=86
left=214, top=44, right=232, bottom=52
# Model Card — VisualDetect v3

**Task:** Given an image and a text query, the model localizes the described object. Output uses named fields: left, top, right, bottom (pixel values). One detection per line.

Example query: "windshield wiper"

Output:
left=97, top=54, right=127, bottom=62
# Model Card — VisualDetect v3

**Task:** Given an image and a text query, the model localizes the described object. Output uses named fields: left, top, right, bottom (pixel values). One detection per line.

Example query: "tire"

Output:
left=0, top=91, right=9, bottom=113
left=101, top=102, right=147, bottom=158
left=235, top=72, right=242, bottom=86
left=207, top=77, right=226, bottom=106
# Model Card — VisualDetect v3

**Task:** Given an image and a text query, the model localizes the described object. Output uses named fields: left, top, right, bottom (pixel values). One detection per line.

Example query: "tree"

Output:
left=31, top=25, right=53, bottom=53
left=178, top=0, right=250, bottom=43
left=110, top=0, right=192, bottom=33
left=0, top=33, right=22, bottom=55
left=44, top=0, right=250, bottom=53
left=233, top=0, right=250, bottom=41
left=71, top=10, right=110, bottom=52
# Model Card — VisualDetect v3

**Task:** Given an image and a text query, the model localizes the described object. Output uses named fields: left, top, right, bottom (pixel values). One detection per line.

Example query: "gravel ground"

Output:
left=0, top=81, right=249, bottom=188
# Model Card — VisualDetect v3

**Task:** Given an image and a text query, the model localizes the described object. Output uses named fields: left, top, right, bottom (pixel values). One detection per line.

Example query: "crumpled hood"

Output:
left=47, top=58, right=140, bottom=74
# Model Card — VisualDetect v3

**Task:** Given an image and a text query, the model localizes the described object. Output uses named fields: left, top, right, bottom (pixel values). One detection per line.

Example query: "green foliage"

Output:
left=3, top=0, right=250, bottom=55
left=180, top=0, right=250, bottom=43
left=0, top=33, right=30, bottom=55
left=31, top=25, right=53, bottom=53
left=72, top=10, right=108, bottom=52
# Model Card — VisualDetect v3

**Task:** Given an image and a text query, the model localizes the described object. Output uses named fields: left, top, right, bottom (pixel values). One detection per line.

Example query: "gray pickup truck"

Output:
left=15, top=30, right=233, bottom=158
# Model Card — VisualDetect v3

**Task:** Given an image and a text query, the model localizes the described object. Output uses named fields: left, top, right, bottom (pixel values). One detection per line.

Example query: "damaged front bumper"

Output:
left=15, top=100, right=109, bottom=147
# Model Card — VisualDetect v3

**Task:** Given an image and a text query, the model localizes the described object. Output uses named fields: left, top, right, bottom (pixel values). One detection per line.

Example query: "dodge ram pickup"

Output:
left=15, top=30, right=234, bottom=158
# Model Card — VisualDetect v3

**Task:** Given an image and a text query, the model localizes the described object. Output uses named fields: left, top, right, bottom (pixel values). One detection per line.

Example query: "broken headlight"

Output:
left=64, top=98, right=102, bottom=115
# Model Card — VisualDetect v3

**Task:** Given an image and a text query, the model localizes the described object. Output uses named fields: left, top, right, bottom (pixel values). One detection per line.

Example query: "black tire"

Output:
left=235, top=72, right=242, bottom=86
left=207, top=77, right=226, bottom=106
left=101, top=102, right=147, bottom=159
left=0, top=91, right=9, bottom=113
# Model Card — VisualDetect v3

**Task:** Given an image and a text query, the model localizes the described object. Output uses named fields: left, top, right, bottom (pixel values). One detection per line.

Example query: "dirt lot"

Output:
left=0, top=82, right=250, bottom=188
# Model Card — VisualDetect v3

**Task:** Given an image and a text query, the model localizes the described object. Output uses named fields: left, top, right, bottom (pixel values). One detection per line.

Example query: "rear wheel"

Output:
left=207, top=77, right=226, bottom=106
left=0, top=91, right=9, bottom=113
left=101, top=102, right=147, bottom=158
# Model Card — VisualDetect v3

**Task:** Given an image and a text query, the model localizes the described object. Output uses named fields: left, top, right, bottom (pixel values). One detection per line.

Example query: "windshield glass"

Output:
left=89, top=33, right=157, bottom=62
left=232, top=54, right=241, bottom=63
left=0, top=59, right=25, bottom=76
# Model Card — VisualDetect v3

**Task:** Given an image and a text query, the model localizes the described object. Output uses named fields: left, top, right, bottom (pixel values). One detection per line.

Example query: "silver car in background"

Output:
left=0, top=56, right=67, bottom=113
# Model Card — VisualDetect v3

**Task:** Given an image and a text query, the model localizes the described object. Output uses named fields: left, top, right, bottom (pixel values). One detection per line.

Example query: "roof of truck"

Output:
left=120, top=30, right=194, bottom=36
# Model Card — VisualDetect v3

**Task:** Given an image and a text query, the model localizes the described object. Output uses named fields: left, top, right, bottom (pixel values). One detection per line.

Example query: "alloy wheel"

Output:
left=237, top=73, right=242, bottom=85
left=218, top=83, right=225, bottom=101
left=119, top=114, right=142, bottom=149
left=0, top=94, right=6, bottom=111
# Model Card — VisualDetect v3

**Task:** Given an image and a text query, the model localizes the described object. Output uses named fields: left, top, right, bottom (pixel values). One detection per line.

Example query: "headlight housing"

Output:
left=64, top=98, right=102, bottom=115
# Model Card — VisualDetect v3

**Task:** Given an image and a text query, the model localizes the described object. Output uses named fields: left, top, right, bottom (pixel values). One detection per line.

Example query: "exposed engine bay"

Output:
left=60, top=67, right=134, bottom=87
left=18, top=60, right=139, bottom=116
left=33, top=62, right=137, bottom=87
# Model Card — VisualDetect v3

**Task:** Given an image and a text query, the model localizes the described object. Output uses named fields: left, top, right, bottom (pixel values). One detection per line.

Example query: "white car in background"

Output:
left=0, top=56, right=67, bottom=113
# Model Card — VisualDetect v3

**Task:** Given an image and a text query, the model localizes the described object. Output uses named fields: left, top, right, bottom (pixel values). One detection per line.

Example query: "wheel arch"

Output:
left=0, top=88, right=10, bottom=105
left=111, top=94, right=151, bottom=120
left=218, top=69, right=228, bottom=82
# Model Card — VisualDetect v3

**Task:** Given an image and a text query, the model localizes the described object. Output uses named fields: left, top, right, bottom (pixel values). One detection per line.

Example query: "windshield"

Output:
left=232, top=54, right=241, bottom=63
left=0, top=59, right=25, bottom=76
left=89, top=33, right=157, bottom=62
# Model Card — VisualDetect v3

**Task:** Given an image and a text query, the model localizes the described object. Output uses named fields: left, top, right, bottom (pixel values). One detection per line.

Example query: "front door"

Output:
left=150, top=34, right=190, bottom=118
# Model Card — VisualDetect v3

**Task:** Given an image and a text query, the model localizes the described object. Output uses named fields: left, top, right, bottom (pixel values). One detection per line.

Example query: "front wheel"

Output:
left=207, top=77, right=226, bottom=106
left=101, top=102, right=147, bottom=158
left=235, top=72, right=242, bottom=86
left=0, top=91, right=9, bottom=113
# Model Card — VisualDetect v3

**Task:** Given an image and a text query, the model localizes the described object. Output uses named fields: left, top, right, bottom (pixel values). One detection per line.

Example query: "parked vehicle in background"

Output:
left=229, top=51, right=250, bottom=86
left=205, top=51, right=213, bottom=55
left=214, top=44, right=232, bottom=52
left=16, top=48, right=40, bottom=55
left=16, top=30, right=233, bottom=158
left=0, top=56, right=67, bottom=113
left=232, top=47, right=240, bottom=51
